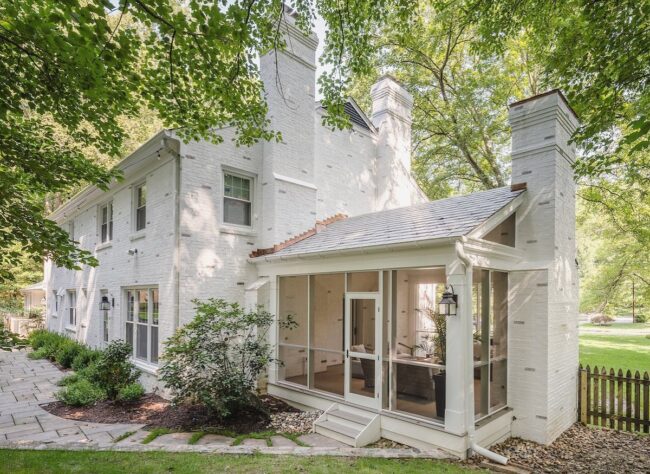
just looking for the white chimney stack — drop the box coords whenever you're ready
[370,75,415,209]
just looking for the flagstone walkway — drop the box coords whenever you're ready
[0,351,450,459]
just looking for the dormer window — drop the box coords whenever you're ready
[223,173,252,227]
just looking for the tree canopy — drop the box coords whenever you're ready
[0,0,298,279]
[1,0,648,315]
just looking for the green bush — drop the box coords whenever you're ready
[160,299,287,420]
[30,341,60,361]
[56,373,80,386]
[29,330,64,350]
[55,340,84,369]
[116,383,145,403]
[71,347,102,372]
[55,379,106,406]
[86,340,140,400]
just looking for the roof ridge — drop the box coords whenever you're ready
[249,213,348,258]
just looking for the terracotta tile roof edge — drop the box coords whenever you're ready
[249,213,348,258]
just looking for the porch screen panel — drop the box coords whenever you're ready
[490,271,508,411]
[473,269,490,419]
[391,267,446,422]
[309,273,345,396]
[473,269,509,420]
[347,271,379,292]
[278,276,309,386]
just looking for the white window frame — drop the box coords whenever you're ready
[133,182,147,232]
[100,289,110,344]
[98,201,113,244]
[222,171,253,228]
[124,287,159,365]
[66,290,77,328]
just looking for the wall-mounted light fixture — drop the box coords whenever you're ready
[438,285,458,317]
[99,296,111,311]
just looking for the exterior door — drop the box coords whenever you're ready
[344,293,382,408]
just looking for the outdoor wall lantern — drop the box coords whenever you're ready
[438,285,458,316]
[99,296,111,311]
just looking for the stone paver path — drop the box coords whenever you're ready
[0,351,143,446]
[0,350,450,459]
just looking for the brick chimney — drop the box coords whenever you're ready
[371,75,415,209]
[507,90,581,444]
[258,5,319,247]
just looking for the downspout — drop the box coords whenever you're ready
[168,136,181,332]
[456,237,509,466]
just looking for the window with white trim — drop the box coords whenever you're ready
[99,202,113,243]
[125,288,159,364]
[134,183,147,231]
[67,220,75,241]
[223,173,252,226]
[67,290,76,326]
[100,289,109,343]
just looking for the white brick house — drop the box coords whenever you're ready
[44,13,579,460]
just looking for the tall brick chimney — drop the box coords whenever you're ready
[507,90,580,444]
[259,5,319,248]
[371,75,415,209]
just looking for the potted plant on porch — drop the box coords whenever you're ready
[416,306,446,418]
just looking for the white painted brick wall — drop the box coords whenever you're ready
[508,92,580,444]
[43,19,426,392]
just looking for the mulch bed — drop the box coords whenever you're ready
[480,423,650,473]
[41,394,302,433]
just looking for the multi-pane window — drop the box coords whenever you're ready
[125,288,159,364]
[223,173,251,226]
[99,202,113,243]
[101,290,109,343]
[135,183,147,231]
[67,290,77,326]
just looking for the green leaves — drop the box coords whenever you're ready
[160,299,275,420]
[0,1,313,280]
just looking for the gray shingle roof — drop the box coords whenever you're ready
[267,186,524,258]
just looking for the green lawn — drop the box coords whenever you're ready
[0,450,477,474]
[579,323,650,373]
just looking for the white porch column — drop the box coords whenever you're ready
[444,258,473,437]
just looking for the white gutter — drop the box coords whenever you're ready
[456,236,509,466]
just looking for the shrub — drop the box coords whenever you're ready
[591,314,615,326]
[57,373,80,386]
[160,299,288,420]
[55,340,84,369]
[55,379,106,406]
[29,330,63,350]
[634,313,648,323]
[116,383,145,403]
[30,341,61,361]
[86,340,140,399]
[71,347,102,372]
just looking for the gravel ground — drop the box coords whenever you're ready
[269,409,322,434]
[486,424,650,473]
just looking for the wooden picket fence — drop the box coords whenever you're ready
[579,365,649,433]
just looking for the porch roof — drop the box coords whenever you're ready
[253,186,525,260]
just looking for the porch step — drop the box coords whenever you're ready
[313,403,380,447]
[328,408,373,428]
[317,420,361,440]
